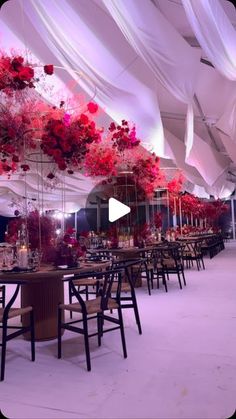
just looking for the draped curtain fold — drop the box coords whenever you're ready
[103,0,201,157]
[182,0,236,81]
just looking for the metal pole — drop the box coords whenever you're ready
[167,190,170,229]
[179,197,183,234]
[231,198,235,240]
[96,197,101,233]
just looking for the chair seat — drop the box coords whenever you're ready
[0,306,33,322]
[60,296,118,315]
[111,282,131,293]
[146,262,162,270]
[183,252,201,257]
[73,278,98,287]
[162,258,182,268]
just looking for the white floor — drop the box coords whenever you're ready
[1,242,236,419]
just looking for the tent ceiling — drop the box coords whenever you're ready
[0,0,236,216]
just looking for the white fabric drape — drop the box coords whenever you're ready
[24,0,165,156]
[216,94,236,141]
[187,133,230,186]
[182,0,236,81]
[103,0,201,157]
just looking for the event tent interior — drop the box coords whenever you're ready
[0,1,236,419]
[1,0,236,215]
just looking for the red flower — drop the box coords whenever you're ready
[47,172,55,179]
[20,164,30,172]
[12,155,19,163]
[109,122,116,132]
[58,159,67,170]
[44,65,54,75]
[18,67,34,81]
[87,102,98,114]
[11,56,24,71]
[79,114,89,125]
[4,144,15,153]
[52,121,65,138]
[52,149,62,159]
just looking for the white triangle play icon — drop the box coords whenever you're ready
[108,198,131,222]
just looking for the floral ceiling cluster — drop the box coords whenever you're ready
[0,50,170,197]
[0,50,229,223]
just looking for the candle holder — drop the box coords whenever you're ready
[17,245,29,269]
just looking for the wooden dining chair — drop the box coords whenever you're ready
[182,240,205,270]
[0,281,35,381]
[160,244,186,291]
[111,258,143,334]
[0,285,5,308]
[58,269,127,371]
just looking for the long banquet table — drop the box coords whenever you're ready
[0,261,109,341]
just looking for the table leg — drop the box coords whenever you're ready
[21,276,64,341]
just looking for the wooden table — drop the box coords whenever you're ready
[0,261,109,341]
[90,247,158,286]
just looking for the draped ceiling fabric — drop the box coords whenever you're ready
[0,0,236,216]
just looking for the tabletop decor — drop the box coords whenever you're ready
[54,227,86,267]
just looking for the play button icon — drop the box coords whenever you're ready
[108,198,131,222]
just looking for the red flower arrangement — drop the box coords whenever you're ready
[0,53,53,94]
[0,104,34,173]
[167,173,184,194]
[109,120,140,153]
[132,153,165,197]
[55,227,85,266]
[40,109,102,173]
[6,210,56,252]
[154,212,162,229]
[84,143,117,177]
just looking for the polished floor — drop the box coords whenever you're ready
[0,242,236,418]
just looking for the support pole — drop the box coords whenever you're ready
[231,198,235,240]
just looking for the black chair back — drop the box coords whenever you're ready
[68,269,124,313]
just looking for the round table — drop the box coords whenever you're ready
[0,262,109,341]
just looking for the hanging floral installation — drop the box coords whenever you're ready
[40,104,102,174]
[0,49,166,191]
[109,120,140,153]
[84,142,118,177]
[132,153,165,197]
[0,47,229,250]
